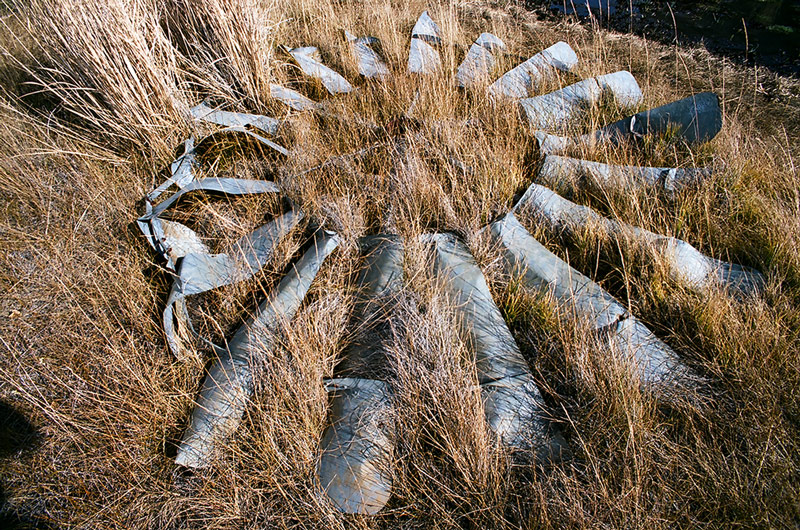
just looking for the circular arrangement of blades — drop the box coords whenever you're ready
[138,10,764,516]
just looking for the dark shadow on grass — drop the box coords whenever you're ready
[0,399,58,529]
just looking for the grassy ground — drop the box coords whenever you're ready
[0,0,799,528]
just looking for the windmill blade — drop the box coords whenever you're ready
[345,30,390,78]
[487,41,578,99]
[318,378,393,515]
[513,182,764,296]
[288,46,354,94]
[536,92,722,154]
[408,11,441,74]
[333,235,404,376]
[538,154,711,196]
[519,70,643,131]
[425,232,568,459]
[176,229,341,468]
[488,213,700,401]
[456,32,505,88]
[318,235,402,515]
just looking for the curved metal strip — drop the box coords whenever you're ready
[206,126,290,157]
[425,232,566,455]
[487,41,578,99]
[456,32,505,88]
[519,70,642,131]
[176,229,341,468]
[146,138,198,204]
[408,11,441,74]
[141,177,281,224]
[189,102,280,136]
[513,182,764,296]
[536,92,722,154]
[488,213,697,394]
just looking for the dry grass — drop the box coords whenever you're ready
[0,0,799,528]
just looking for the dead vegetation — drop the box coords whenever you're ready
[0,0,798,528]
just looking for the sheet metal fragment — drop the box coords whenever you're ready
[513,182,764,296]
[138,176,282,272]
[176,230,341,468]
[536,92,722,154]
[487,41,578,99]
[538,154,711,195]
[425,233,566,458]
[318,235,402,514]
[163,209,304,358]
[519,70,642,131]
[204,126,290,157]
[159,219,209,259]
[345,31,390,79]
[288,46,354,95]
[456,33,506,88]
[488,212,697,397]
[334,235,404,377]
[146,138,198,204]
[190,102,280,136]
[269,83,316,111]
[408,11,442,75]
[138,170,299,359]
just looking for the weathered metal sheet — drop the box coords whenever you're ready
[189,102,280,136]
[204,125,290,157]
[345,31,390,79]
[176,230,341,468]
[269,83,317,111]
[488,213,697,395]
[456,32,505,88]
[162,209,304,358]
[536,92,722,154]
[538,154,711,195]
[288,46,354,95]
[513,182,764,296]
[145,138,198,204]
[519,70,642,131]
[487,41,578,99]
[425,232,567,458]
[334,235,404,377]
[408,11,442,75]
[158,219,209,259]
[138,176,282,272]
[318,377,393,515]
[138,166,300,359]
[318,235,402,515]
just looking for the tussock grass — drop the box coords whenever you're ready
[0,0,799,528]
